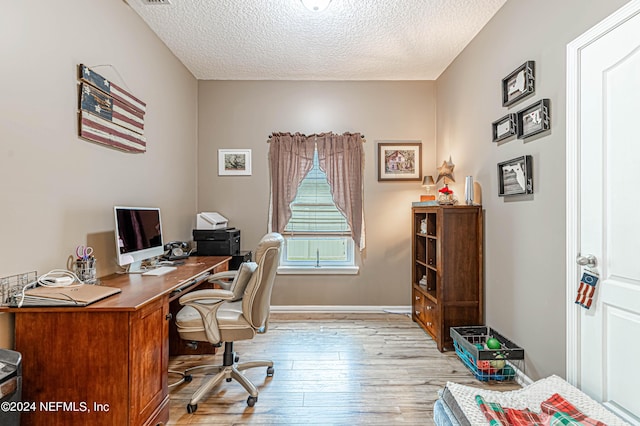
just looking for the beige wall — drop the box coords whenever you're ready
[0,2,198,347]
[197,80,436,306]
[436,0,629,379]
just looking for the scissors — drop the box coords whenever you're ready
[76,245,94,260]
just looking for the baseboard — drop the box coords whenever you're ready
[271,305,412,314]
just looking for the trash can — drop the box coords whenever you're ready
[0,349,22,426]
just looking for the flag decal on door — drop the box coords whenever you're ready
[575,271,599,309]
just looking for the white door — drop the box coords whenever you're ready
[567,2,640,424]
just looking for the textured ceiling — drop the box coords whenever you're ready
[126,0,506,80]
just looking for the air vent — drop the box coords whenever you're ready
[142,0,171,5]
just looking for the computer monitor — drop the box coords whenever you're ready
[114,206,165,273]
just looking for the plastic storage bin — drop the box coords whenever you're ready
[450,326,524,382]
[0,349,22,426]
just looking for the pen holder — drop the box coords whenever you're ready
[74,258,98,284]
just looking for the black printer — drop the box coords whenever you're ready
[193,227,240,256]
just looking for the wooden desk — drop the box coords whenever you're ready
[0,256,229,426]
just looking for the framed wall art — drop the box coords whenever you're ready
[492,113,518,142]
[218,149,252,176]
[497,155,533,196]
[502,61,535,107]
[377,141,422,181]
[517,99,550,139]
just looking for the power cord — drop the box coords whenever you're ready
[37,269,84,287]
[17,269,84,308]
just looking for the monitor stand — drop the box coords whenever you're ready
[126,261,144,274]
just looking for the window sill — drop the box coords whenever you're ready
[277,266,359,275]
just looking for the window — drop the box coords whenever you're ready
[279,148,356,273]
[268,132,364,273]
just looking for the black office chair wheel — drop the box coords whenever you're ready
[187,403,198,413]
[226,377,232,382]
[184,374,193,383]
[235,355,240,363]
[266,366,274,377]
[247,396,257,407]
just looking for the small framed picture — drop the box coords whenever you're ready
[218,149,252,176]
[498,155,533,196]
[502,61,535,107]
[492,113,518,142]
[377,141,422,181]
[517,99,550,139]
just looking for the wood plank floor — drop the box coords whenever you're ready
[167,313,520,425]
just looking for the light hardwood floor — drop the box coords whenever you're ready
[167,313,520,425]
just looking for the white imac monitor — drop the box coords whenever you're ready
[114,206,165,273]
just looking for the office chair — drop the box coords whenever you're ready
[168,261,257,388]
[175,232,283,412]
[209,260,258,301]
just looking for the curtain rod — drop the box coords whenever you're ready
[268,132,365,140]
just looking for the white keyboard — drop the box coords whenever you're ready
[142,266,177,276]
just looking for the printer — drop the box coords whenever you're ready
[193,227,240,256]
[193,212,250,266]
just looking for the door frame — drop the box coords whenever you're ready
[565,0,640,387]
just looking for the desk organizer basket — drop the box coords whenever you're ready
[451,326,524,382]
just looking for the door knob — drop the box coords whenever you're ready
[576,254,597,268]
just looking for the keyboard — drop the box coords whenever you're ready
[142,266,177,276]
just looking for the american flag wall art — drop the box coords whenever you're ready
[77,64,147,153]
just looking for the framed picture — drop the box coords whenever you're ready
[502,61,535,107]
[517,99,550,139]
[492,113,518,142]
[377,141,422,181]
[218,149,252,176]
[498,155,533,196]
